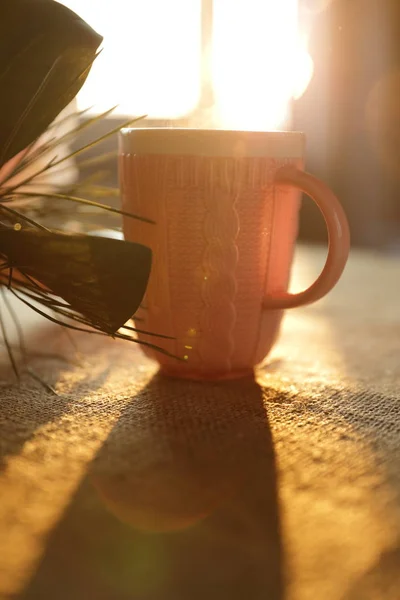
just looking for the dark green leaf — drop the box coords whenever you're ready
[0,226,152,334]
[0,0,102,168]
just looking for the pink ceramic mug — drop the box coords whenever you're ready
[119,129,350,380]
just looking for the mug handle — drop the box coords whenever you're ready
[263,164,350,310]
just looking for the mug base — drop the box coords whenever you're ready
[158,366,255,382]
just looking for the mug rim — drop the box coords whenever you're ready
[119,128,305,158]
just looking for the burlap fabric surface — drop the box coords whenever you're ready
[0,246,399,600]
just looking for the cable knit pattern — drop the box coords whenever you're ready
[120,154,303,378]
[198,160,240,372]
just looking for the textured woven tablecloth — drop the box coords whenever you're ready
[0,245,399,600]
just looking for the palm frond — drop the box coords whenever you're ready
[47,114,146,171]
[8,191,153,224]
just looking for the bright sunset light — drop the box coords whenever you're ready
[62,0,313,129]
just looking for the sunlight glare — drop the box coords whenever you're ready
[61,0,313,128]
[212,0,313,130]
[61,0,202,117]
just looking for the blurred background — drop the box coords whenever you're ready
[59,0,400,251]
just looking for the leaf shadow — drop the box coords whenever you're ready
[0,324,112,472]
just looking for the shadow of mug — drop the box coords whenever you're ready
[89,373,285,600]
